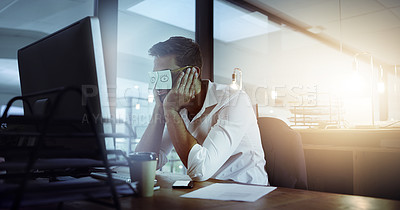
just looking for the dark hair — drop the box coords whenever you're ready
[149,36,202,69]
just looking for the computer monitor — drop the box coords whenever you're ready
[16,16,111,159]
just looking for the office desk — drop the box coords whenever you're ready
[61,171,400,210]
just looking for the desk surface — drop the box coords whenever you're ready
[59,171,400,210]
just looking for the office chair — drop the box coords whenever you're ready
[257,117,308,189]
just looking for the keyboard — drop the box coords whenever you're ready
[90,172,132,183]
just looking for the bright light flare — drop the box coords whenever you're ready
[338,72,366,96]
[377,82,385,94]
[271,90,278,100]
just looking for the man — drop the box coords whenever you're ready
[135,36,268,185]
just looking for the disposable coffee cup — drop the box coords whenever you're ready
[129,152,158,197]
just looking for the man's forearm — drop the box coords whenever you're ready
[164,109,196,167]
[135,105,165,154]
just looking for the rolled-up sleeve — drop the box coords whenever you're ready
[187,91,255,181]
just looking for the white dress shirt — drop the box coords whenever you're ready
[158,81,268,185]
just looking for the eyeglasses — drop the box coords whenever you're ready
[170,66,193,73]
[148,66,193,90]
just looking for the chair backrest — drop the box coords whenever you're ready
[257,117,308,189]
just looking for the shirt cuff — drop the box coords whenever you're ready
[187,144,207,180]
[188,144,202,164]
[157,150,168,170]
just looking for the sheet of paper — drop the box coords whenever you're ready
[180,183,277,202]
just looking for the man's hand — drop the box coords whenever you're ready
[152,88,166,123]
[163,67,198,112]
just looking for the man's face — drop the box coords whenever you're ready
[153,55,182,101]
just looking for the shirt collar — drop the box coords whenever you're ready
[202,80,218,109]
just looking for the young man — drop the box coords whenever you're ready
[135,36,268,185]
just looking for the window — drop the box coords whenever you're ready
[0,0,95,114]
[116,0,196,173]
[213,0,399,129]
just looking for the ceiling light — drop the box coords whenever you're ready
[307,26,325,34]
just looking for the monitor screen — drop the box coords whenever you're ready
[16,16,111,159]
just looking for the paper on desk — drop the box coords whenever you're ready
[180,183,277,202]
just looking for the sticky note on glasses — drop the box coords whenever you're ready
[148,72,158,89]
[148,70,172,90]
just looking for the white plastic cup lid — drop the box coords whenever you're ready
[129,152,158,161]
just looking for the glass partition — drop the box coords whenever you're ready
[0,0,95,114]
[116,0,195,173]
[213,0,399,129]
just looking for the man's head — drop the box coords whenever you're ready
[149,36,202,69]
[149,37,203,100]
